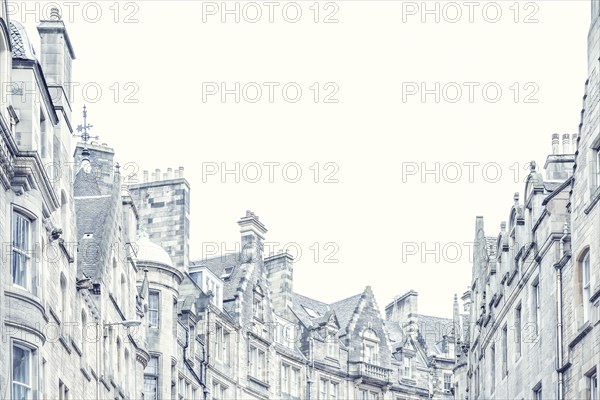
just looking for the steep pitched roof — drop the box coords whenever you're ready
[416,314,454,356]
[330,293,363,333]
[191,253,242,300]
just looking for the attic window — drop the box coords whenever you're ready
[83,233,93,239]
[302,306,321,318]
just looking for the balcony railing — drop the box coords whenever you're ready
[350,361,391,383]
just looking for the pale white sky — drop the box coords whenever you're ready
[18,0,591,318]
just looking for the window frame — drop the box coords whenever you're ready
[148,291,160,329]
[590,372,598,400]
[12,343,34,400]
[582,251,592,323]
[248,344,267,382]
[143,355,160,400]
[12,211,34,292]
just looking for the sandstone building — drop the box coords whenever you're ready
[0,5,456,400]
[454,1,600,399]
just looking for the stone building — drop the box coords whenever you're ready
[0,4,457,400]
[454,1,600,399]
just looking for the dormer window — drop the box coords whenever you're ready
[362,329,379,364]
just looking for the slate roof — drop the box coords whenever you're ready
[74,168,102,196]
[330,293,363,334]
[191,253,243,300]
[74,168,114,280]
[291,292,330,328]
[416,314,454,355]
[9,21,37,60]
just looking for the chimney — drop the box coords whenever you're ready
[562,134,571,154]
[143,170,149,183]
[238,211,268,263]
[385,290,419,337]
[572,134,578,152]
[544,133,576,181]
[265,251,294,320]
[167,168,173,180]
[155,169,160,181]
[37,7,76,107]
[552,133,560,154]
[179,166,184,179]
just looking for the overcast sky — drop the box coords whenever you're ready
[17,0,591,318]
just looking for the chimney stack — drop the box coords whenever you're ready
[238,211,267,263]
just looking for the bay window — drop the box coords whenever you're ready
[12,344,34,400]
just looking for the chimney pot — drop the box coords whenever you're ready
[143,170,149,183]
[49,7,61,20]
[167,168,173,180]
[562,134,571,154]
[552,133,560,154]
[179,166,184,178]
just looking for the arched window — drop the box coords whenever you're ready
[362,329,379,364]
[580,250,592,323]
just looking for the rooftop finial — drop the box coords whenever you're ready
[74,105,99,145]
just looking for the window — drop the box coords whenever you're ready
[144,355,159,400]
[515,304,522,357]
[149,291,160,328]
[582,252,592,322]
[490,344,496,389]
[444,373,452,391]
[362,329,379,364]
[215,324,229,364]
[116,338,122,375]
[12,212,32,291]
[326,328,338,358]
[58,381,69,400]
[249,345,266,381]
[212,381,226,400]
[533,386,542,400]
[60,274,67,323]
[319,378,339,400]
[590,373,598,400]
[121,274,127,316]
[12,344,33,400]
[253,294,264,320]
[592,146,600,188]
[359,389,378,400]
[403,356,412,378]
[502,325,508,377]
[281,364,301,397]
[532,281,540,334]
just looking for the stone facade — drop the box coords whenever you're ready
[0,5,457,400]
[454,2,600,399]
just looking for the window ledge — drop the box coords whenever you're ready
[247,375,269,389]
[584,186,600,215]
[568,322,593,349]
[81,366,92,382]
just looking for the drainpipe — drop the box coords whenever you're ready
[556,222,569,400]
